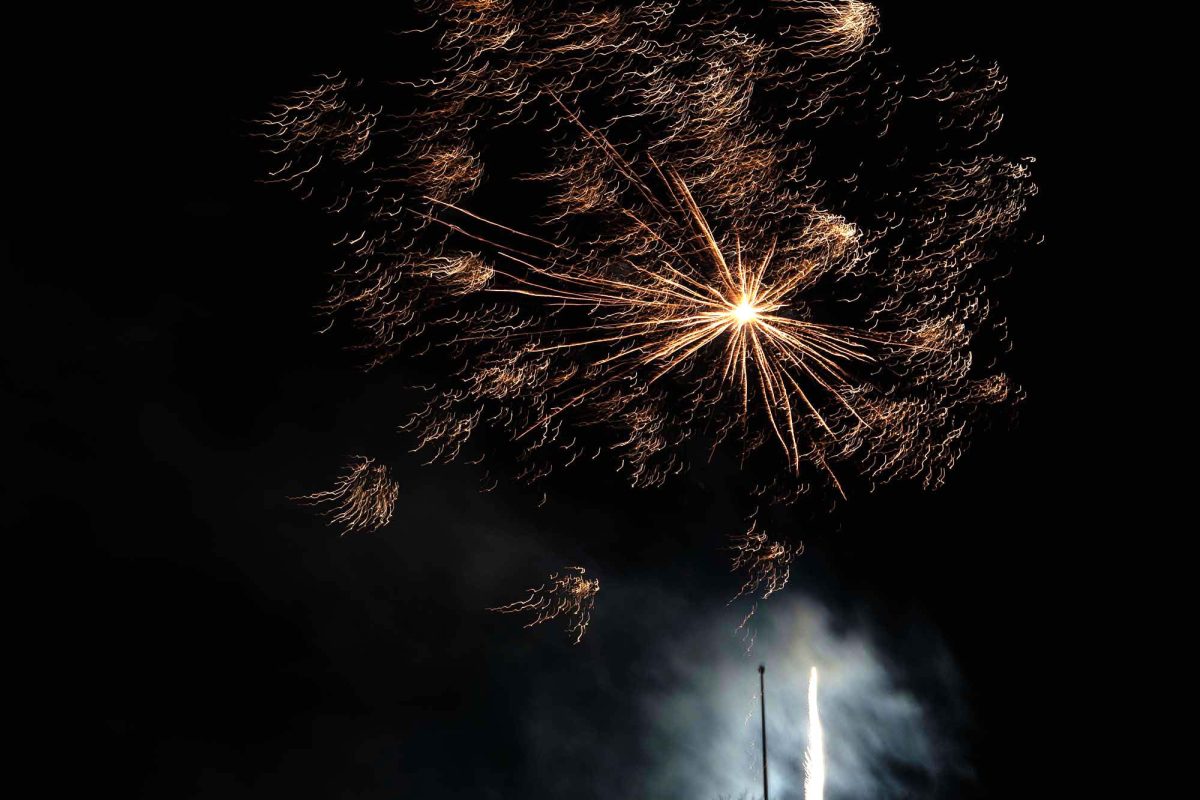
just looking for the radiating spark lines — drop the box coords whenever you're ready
[442,159,888,474]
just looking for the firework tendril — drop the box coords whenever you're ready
[489,566,600,644]
[293,456,399,534]
[731,521,802,602]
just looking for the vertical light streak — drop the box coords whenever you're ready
[805,666,826,800]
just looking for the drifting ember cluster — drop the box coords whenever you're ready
[732,520,802,602]
[488,566,600,645]
[267,1,1034,639]
[292,456,399,535]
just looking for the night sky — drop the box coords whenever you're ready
[7,4,1098,798]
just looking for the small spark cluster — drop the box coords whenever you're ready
[293,456,399,535]
[489,566,599,644]
[731,521,802,602]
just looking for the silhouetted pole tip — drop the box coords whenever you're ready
[758,662,768,800]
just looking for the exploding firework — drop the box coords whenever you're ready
[260,0,1032,509]
[449,156,897,484]
[263,1,1033,620]
[805,665,826,800]
[489,566,599,644]
[293,455,399,534]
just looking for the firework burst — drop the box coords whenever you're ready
[447,157,892,481]
[260,0,1032,505]
[262,1,1035,611]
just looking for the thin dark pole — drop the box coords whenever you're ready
[759,664,768,800]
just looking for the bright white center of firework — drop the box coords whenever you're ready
[732,298,760,325]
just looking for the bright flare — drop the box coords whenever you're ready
[473,162,884,480]
[732,298,760,326]
[805,666,826,800]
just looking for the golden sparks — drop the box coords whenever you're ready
[731,520,802,602]
[293,456,399,534]
[261,0,1034,510]
[489,566,600,644]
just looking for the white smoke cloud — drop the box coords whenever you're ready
[526,585,970,799]
[643,595,967,799]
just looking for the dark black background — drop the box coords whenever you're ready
[7,3,1110,797]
